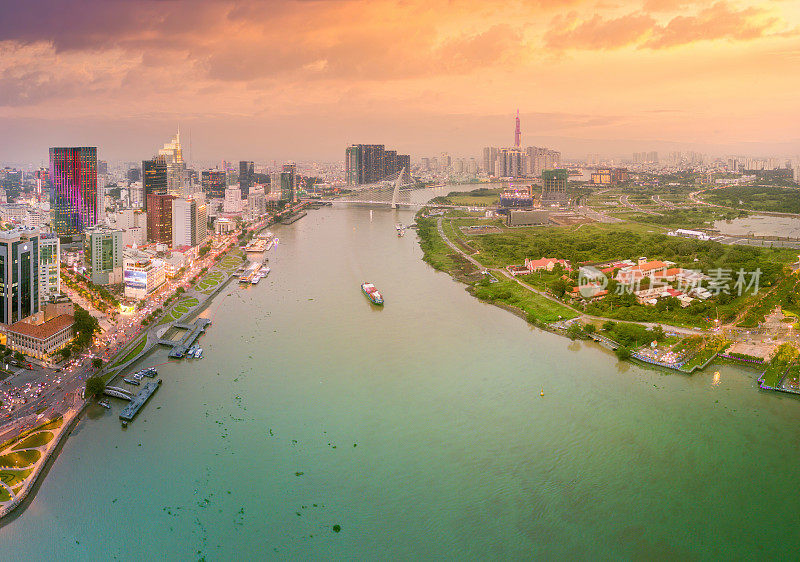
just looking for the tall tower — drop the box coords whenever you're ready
[514,109,521,148]
[49,147,98,236]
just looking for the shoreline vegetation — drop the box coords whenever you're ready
[415,199,800,395]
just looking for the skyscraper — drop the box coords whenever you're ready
[146,193,175,244]
[0,228,40,324]
[172,197,197,247]
[158,129,186,195]
[49,147,98,235]
[514,109,521,148]
[201,170,226,198]
[142,156,167,211]
[282,163,297,202]
[239,161,254,198]
[483,147,498,175]
[346,144,409,185]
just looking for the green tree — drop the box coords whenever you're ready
[92,357,103,369]
[73,305,100,350]
[13,351,24,363]
[85,376,105,398]
[566,323,584,340]
[615,346,631,360]
[551,278,568,298]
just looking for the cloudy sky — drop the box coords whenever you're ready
[1,0,799,164]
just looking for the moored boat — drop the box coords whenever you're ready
[361,282,384,305]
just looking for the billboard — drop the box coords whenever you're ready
[124,269,147,290]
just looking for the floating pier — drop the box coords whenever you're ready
[119,379,162,422]
[279,211,307,225]
[158,318,212,358]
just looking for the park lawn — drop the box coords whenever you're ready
[472,279,579,324]
[0,468,32,488]
[36,417,63,432]
[761,363,790,388]
[12,432,53,451]
[0,449,41,468]
[112,336,147,368]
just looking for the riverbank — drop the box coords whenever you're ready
[416,211,800,388]
[0,215,283,522]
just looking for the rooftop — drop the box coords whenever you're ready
[8,314,74,340]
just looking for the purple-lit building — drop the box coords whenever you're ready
[49,147,98,236]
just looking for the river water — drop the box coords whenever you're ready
[2,186,800,559]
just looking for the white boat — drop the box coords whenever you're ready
[194,348,203,359]
[260,266,270,276]
[251,276,260,284]
[98,400,110,409]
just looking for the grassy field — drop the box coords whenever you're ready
[704,185,800,214]
[0,449,41,468]
[111,336,147,368]
[472,280,579,324]
[416,218,459,273]
[430,188,501,207]
[12,431,53,450]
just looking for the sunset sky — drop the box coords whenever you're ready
[1,0,799,163]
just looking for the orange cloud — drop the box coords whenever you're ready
[644,1,785,48]
[544,12,655,50]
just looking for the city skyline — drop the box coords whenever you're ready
[1,0,799,163]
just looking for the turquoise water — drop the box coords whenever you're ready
[1,196,800,559]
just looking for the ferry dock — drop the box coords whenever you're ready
[158,318,212,358]
[279,211,307,224]
[119,379,162,422]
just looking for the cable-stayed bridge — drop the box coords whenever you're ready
[332,168,417,208]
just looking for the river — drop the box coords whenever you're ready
[2,185,800,559]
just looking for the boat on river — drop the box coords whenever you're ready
[361,282,384,305]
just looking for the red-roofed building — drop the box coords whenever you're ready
[524,258,571,273]
[616,260,668,283]
[7,315,74,360]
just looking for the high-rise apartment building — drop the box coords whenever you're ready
[483,147,499,175]
[39,234,60,303]
[146,193,175,244]
[495,148,526,178]
[142,156,168,211]
[49,147,98,235]
[223,185,243,213]
[172,197,197,248]
[84,226,123,285]
[282,163,297,202]
[239,161,254,198]
[346,144,410,185]
[0,228,40,324]
[201,170,226,198]
[193,193,208,244]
